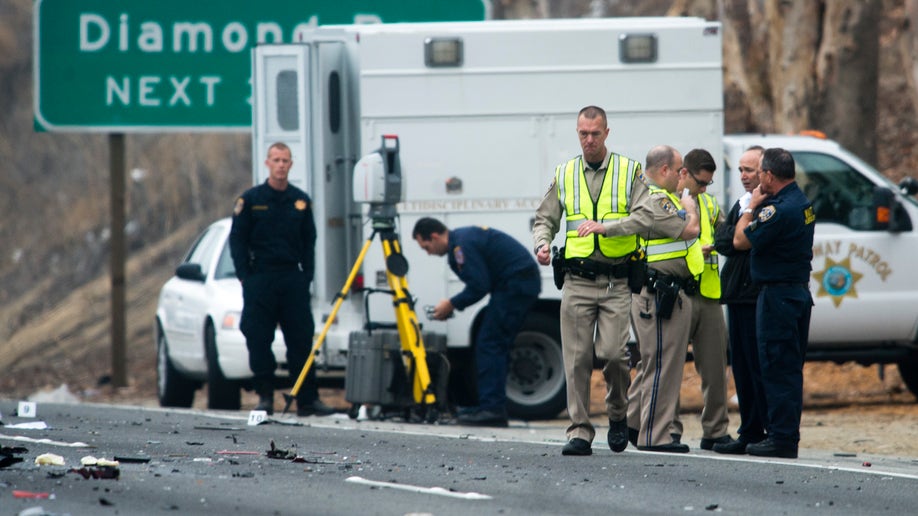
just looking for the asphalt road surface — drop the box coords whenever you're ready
[1,401,916,515]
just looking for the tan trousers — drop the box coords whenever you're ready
[627,286,692,447]
[560,273,632,442]
[672,296,730,439]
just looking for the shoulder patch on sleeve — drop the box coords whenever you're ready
[758,205,776,222]
[658,197,677,214]
[453,246,464,267]
[295,199,307,211]
[233,197,244,216]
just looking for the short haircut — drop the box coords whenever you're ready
[683,148,716,174]
[578,105,608,127]
[746,145,765,153]
[645,145,677,172]
[762,147,795,180]
[268,142,291,155]
[412,217,448,240]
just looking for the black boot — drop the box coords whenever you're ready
[254,377,274,415]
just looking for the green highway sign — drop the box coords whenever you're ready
[34,0,488,132]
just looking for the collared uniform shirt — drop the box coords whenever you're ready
[744,182,815,284]
[448,226,541,310]
[229,181,317,282]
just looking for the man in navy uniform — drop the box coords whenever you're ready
[230,142,335,417]
[732,147,815,458]
[413,217,541,427]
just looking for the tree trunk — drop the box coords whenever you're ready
[766,0,821,133]
[814,1,880,164]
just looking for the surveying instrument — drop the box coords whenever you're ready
[283,135,445,420]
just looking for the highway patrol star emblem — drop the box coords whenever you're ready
[812,256,863,307]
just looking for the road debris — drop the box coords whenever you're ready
[35,453,66,466]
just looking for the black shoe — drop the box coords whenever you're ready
[712,435,763,455]
[561,438,592,456]
[700,434,735,451]
[297,399,337,417]
[746,438,797,459]
[628,427,639,447]
[457,409,509,427]
[254,395,274,416]
[637,441,690,453]
[607,419,628,452]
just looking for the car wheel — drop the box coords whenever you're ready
[506,313,567,420]
[897,351,918,399]
[205,320,242,410]
[156,323,197,408]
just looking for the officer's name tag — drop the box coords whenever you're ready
[18,401,37,418]
[247,410,268,426]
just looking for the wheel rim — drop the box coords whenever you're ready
[506,330,565,406]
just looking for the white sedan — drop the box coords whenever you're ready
[154,217,290,410]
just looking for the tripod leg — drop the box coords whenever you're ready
[380,232,436,406]
[282,234,375,414]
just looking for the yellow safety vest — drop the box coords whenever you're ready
[557,154,641,259]
[641,186,704,276]
[698,192,721,299]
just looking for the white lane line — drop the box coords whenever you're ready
[345,476,492,500]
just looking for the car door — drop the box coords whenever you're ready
[794,151,918,345]
[160,223,227,364]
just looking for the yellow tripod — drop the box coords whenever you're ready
[282,219,436,414]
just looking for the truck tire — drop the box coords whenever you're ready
[205,321,242,410]
[897,352,918,399]
[156,323,197,408]
[506,313,567,420]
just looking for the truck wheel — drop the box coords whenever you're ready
[205,321,242,410]
[156,323,197,408]
[506,313,566,420]
[897,352,918,399]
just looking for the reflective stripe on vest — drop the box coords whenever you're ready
[641,186,704,276]
[698,192,721,299]
[557,153,640,259]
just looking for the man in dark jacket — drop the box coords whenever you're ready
[230,142,334,417]
[712,145,766,454]
[413,217,541,427]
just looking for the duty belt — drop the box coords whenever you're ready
[564,257,630,280]
[646,269,699,296]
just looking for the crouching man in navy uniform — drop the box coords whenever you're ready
[230,142,335,418]
[732,147,815,458]
[413,217,541,427]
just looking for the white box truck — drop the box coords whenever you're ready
[250,17,918,419]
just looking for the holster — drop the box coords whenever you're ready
[627,250,647,294]
[654,278,680,320]
[551,246,565,290]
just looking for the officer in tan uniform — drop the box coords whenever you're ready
[620,145,702,452]
[672,148,735,450]
[532,105,653,456]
